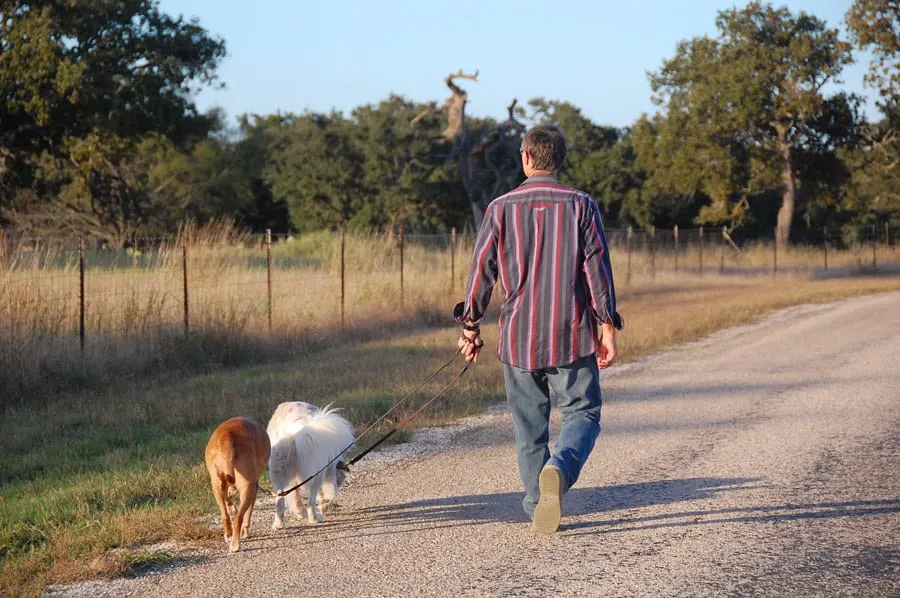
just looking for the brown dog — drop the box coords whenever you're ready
[204,417,271,552]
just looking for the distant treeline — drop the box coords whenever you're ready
[0,1,897,247]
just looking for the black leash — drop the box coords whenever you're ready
[271,348,470,499]
[348,357,472,465]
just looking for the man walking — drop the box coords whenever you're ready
[454,124,622,534]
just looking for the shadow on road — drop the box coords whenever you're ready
[333,476,759,531]
[564,497,900,536]
[311,477,900,542]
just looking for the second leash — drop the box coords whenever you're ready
[273,349,472,498]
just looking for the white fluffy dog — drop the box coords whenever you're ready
[266,401,354,529]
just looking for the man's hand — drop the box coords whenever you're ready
[457,326,484,364]
[597,321,617,369]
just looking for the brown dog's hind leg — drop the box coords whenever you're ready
[239,480,259,539]
[211,474,233,543]
[230,475,257,552]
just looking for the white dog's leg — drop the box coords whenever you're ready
[318,463,338,513]
[288,485,305,516]
[272,495,287,530]
[305,474,325,523]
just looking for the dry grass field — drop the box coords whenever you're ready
[1,226,899,596]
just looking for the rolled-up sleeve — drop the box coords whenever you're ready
[579,196,622,330]
[456,203,499,324]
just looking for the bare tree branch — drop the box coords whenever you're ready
[441,69,478,142]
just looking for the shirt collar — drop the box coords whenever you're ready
[519,173,562,187]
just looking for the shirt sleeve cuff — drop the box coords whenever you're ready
[610,311,624,330]
[453,301,484,325]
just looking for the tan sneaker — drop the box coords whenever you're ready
[532,465,563,534]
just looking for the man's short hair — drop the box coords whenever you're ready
[522,125,567,172]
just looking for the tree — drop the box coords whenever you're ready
[844,0,900,219]
[0,0,226,240]
[264,112,367,232]
[230,114,291,233]
[413,71,525,229]
[262,97,471,233]
[526,99,618,186]
[351,95,468,231]
[588,128,658,227]
[647,2,856,244]
[847,0,900,113]
[525,99,660,227]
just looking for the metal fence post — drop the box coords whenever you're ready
[720,226,726,274]
[699,225,704,276]
[340,226,346,329]
[650,226,656,281]
[773,227,778,277]
[182,238,189,334]
[399,228,405,310]
[266,229,272,331]
[626,226,633,284]
[823,226,828,271]
[79,237,86,352]
[872,224,877,275]
[450,227,456,294]
[673,225,679,273]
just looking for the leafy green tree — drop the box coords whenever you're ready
[264,112,368,232]
[587,128,656,227]
[0,0,225,240]
[527,99,659,227]
[230,114,291,233]
[844,0,899,219]
[526,99,618,187]
[646,1,856,244]
[847,0,900,112]
[350,95,467,231]
[264,97,471,233]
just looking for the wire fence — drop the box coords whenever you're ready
[2,224,898,339]
[0,224,897,399]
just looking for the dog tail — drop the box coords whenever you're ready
[217,435,236,486]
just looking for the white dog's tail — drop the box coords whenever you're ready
[293,405,355,478]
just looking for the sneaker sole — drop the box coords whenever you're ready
[532,466,562,535]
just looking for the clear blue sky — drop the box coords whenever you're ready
[158,0,880,127]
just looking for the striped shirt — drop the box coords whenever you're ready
[458,174,622,371]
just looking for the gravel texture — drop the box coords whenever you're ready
[46,291,900,597]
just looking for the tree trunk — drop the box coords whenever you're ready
[413,74,524,231]
[774,126,795,248]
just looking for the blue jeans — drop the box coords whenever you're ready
[503,355,602,518]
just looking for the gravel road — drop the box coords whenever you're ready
[46,291,900,597]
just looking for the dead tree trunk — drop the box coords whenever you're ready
[413,71,525,230]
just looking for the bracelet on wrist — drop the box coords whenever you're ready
[462,322,480,332]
